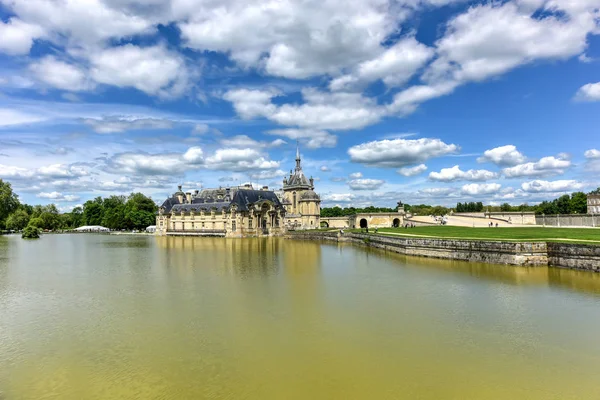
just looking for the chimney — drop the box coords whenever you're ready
[194,189,199,196]
[309,177,314,188]
[262,185,269,191]
[186,192,192,203]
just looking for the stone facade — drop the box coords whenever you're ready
[156,145,322,237]
[281,145,321,230]
[320,211,406,229]
[588,194,600,214]
[156,184,286,237]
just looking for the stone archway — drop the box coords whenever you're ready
[360,218,368,228]
[320,221,329,228]
[393,218,400,228]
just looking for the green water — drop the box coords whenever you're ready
[1,234,600,399]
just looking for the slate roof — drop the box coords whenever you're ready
[160,196,181,213]
[160,188,284,214]
[287,170,310,187]
[230,189,283,212]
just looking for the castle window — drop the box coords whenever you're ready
[232,221,236,232]
[293,192,297,210]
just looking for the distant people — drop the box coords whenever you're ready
[495,223,498,228]
[374,228,378,234]
[366,227,369,233]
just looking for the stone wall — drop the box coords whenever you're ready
[349,233,548,266]
[485,212,536,225]
[320,217,351,228]
[536,214,599,227]
[547,243,600,272]
[288,231,600,271]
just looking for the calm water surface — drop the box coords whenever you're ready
[1,234,600,399]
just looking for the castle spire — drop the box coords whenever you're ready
[295,141,302,171]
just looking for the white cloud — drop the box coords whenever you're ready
[192,123,209,135]
[0,164,34,179]
[330,37,434,91]
[37,163,89,179]
[225,87,384,131]
[107,150,200,176]
[477,145,527,166]
[503,156,571,178]
[266,128,337,149]
[320,166,330,172]
[348,138,459,168]
[82,116,174,133]
[429,165,498,182]
[89,44,191,98]
[584,149,600,159]
[418,187,456,197]
[521,180,584,193]
[220,135,284,149]
[3,0,156,47]
[248,169,286,180]
[37,192,80,202]
[322,193,356,202]
[0,109,46,127]
[205,148,280,172]
[348,178,385,190]
[574,82,600,102]
[349,172,363,179]
[397,164,427,177]
[179,0,405,79]
[29,56,92,92]
[425,2,594,85]
[461,183,502,196]
[0,18,44,55]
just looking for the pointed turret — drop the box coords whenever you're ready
[295,140,301,172]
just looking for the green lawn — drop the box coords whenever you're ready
[354,226,600,244]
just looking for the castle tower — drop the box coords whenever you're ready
[282,143,320,229]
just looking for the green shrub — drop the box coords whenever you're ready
[21,226,40,239]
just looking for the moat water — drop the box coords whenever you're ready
[1,234,600,399]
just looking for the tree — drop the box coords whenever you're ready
[83,197,104,226]
[123,193,158,230]
[500,203,511,212]
[556,194,571,214]
[569,192,587,214]
[5,209,30,231]
[0,179,20,229]
[21,226,40,239]
[28,217,44,229]
[589,187,600,195]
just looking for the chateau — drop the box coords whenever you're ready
[156,146,321,237]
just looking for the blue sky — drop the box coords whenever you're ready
[0,0,599,210]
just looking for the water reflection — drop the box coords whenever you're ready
[2,235,600,400]
[333,241,600,296]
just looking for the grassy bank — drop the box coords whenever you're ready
[354,226,600,244]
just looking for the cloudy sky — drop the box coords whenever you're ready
[0,0,599,210]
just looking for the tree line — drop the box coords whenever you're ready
[0,179,157,232]
[321,188,600,218]
[455,202,484,213]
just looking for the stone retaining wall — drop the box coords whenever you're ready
[288,231,600,271]
[349,233,547,266]
[547,243,600,272]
